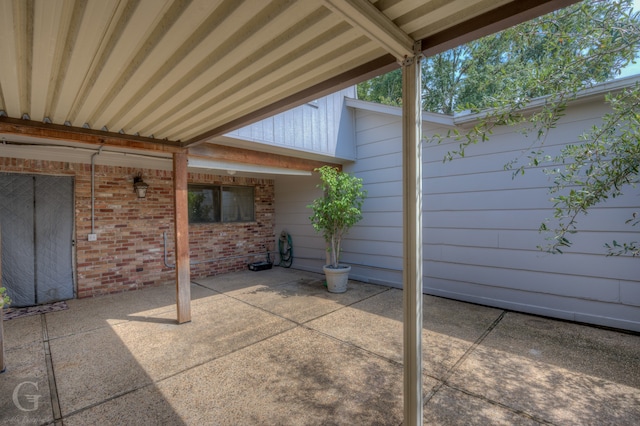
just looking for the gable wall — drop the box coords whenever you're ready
[224,87,357,160]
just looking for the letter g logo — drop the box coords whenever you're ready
[12,381,42,412]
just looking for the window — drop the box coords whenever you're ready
[188,185,254,223]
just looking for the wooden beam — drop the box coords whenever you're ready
[0,117,182,154]
[188,144,340,172]
[323,0,415,59]
[173,152,191,324]
[402,54,423,425]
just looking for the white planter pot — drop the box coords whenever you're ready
[323,265,351,293]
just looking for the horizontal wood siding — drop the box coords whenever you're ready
[338,98,637,331]
[271,92,639,331]
[226,88,356,159]
[274,174,326,272]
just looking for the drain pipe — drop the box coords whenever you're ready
[163,232,175,268]
[90,146,103,234]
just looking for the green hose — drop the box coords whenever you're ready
[276,231,293,268]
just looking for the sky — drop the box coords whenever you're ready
[618,0,640,77]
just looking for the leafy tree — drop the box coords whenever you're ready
[358,0,640,255]
[541,83,640,256]
[357,70,403,106]
[308,166,367,268]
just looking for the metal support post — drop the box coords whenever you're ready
[402,52,423,426]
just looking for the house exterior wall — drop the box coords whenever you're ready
[276,95,640,332]
[0,155,274,299]
[418,100,640,332]
[223,87,357,160]
[187,172,275,277]
[274,174,324,270]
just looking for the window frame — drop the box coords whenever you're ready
[187,184,255,224]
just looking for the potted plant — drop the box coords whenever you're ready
[308,165,367,293]
[0,287,10,373]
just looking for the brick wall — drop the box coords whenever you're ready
[0,157,275,299]
[183,172,275,278]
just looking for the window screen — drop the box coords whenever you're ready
[188,185,254,223]
[222,186,254,222]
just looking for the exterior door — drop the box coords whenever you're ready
[0,173,74,307]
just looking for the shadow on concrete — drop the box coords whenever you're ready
[1,305,187,425]
[1,267,638,425]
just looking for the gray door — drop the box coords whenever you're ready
[0,173,74,307]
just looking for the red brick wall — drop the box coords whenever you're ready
[185,173,275,278]
[76,165,175,298]
[0,157,275,298]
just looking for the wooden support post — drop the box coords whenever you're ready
[173,152,191,324]
[402,52,423,425]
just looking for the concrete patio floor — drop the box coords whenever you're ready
[1,267,639,425]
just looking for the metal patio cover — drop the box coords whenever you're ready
[0,0,577,149]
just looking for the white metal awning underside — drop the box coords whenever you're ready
[0,0,577,152]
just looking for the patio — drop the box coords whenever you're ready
[1,267,639,425]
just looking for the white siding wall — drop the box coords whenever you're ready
[274,173,325,271]
[276,95,640,332]
[225,87,357,160]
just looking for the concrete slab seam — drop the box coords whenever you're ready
[42,315,63,422]
[297,286,394,326]
[60,381,155,420]
[45,302,179,342]
[423,310,507,411]
[191,280,303,327]
[421,310,556,424]
[299,323,404,368]
[438,383,555,425]
[188,284,403,372]
[59,323,302,420]
[424,310,507,400]
[191,279,387,328]
[155,324,300,384]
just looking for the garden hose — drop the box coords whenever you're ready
[276,231,293,268]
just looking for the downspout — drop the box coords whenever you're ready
[90,146,103,234]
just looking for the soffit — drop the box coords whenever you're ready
[0,0,578,151]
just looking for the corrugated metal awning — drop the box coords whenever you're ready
[0,0,578,150]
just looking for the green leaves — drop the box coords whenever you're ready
[360,1,640,118]
[308,166,367,268]
[605,239,639,256]
[0,287,10,309]
[360,1,640,256]
[541,83,640,255]
[428,1,640,256]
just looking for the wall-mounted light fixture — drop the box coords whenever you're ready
[133,172,149,198]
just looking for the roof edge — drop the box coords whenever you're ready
[345,74,640,126]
